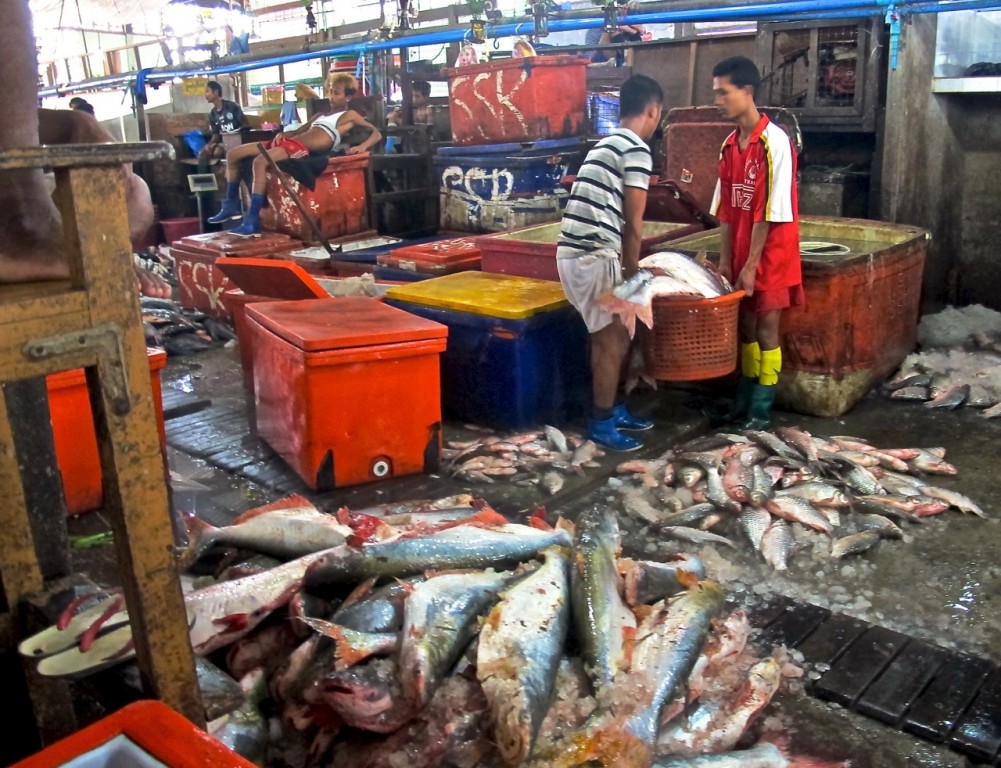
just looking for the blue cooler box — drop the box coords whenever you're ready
[434,139,584,233]
[384,272,590,429]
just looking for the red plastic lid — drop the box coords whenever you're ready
[378,253,481,274]
[216,257,328,299]
[246,297,447,352]
[171,231,300,258]
[380,238,480,265]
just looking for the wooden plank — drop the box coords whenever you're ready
[812,626,909,708]
[795,613,870,668]
[950,666,1001,762]
[59,162,202,726]
[748,595,793,629]
[754,601,830,650]
[856,639,950,726]
[904,652,994,743]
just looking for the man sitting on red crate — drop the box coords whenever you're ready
[709,56,803,430]
[208,73,382,237]
[556,75,663,452]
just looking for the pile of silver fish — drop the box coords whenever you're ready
[597,251,734,337]
[18,496,826,768]
[883,342,1001,417]
[613,428,986,571]
[442,425,604,493]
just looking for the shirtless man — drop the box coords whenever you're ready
[0,1,168,297]
[207,72,382,236]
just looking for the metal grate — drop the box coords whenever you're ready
[751,597,1001,765]
[768,24,860,109]
[816,25,859,107]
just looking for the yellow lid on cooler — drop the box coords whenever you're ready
[385,271,569,320]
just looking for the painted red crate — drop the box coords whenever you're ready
[261,154,370,242]
[171,231,301,320]
[444,55,587,146]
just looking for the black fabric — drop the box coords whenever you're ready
[209,99,246,135]
[237,149,345,192]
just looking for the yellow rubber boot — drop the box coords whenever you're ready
[759,347,782,386]
[741,341,761,379]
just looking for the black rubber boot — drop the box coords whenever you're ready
[706,375,757,428]
[742,382,778,431]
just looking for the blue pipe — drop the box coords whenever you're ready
[42,0,1001,94]
[142,0,896,84]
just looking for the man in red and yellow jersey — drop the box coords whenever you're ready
[710,55,804,429]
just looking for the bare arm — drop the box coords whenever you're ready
[340,111,383,154]
[738,222,770,297]
[718,222,733,282]
[621,186,647,279]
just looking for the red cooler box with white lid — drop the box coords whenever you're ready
[170,230,302,320]
[245,297,448,490]
[444,55,587,146]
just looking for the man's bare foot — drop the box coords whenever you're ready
[0,170,70,284]
[135,264,172,299]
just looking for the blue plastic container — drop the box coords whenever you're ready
[434,138,584,201]
[384,299,590,429]
[374,265,434,283]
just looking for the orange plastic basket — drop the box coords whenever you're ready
[645,290,745,381]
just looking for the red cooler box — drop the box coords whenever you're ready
[170,231,301,320]
[261,153,370,242]
[444,55,587,146]
[217,257,399,391]
[47,348,167,516]
[246,298,448,490]
[377,238,481,275]
[476,221,693,282]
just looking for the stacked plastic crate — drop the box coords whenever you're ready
[437,54,590,233]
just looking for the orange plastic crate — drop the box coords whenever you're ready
[246,297,448,490]
[13,700,256,767]
[645,291,744,381]
[46,348,167,516]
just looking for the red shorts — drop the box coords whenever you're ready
[267,134,310,159]
[742,283,806,315]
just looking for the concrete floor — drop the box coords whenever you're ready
[66,345,1001,766]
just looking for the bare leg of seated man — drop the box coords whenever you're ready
[0,0,68,283]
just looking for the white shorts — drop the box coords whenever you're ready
[557,246,622,333]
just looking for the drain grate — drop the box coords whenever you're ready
[751,598,1001,765]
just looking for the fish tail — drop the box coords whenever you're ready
[176,516,218,571]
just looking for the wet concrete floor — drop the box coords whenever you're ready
[67,345,1001,766]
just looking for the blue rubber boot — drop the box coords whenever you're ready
[207,191,243,225]
[587,416,643,452]
[612,403,654,432]
[230,193,264,236]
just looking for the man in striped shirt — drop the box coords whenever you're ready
[557,74,663,452]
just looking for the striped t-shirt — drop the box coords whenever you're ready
[558,127,652,256]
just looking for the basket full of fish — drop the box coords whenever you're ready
[598,252,743,381]
[16,495,831,768]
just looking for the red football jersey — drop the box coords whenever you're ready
[710,115,802,291]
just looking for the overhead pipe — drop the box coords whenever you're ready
[38,0,1001,97]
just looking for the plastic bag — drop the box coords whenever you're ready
[183,129,207,155]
